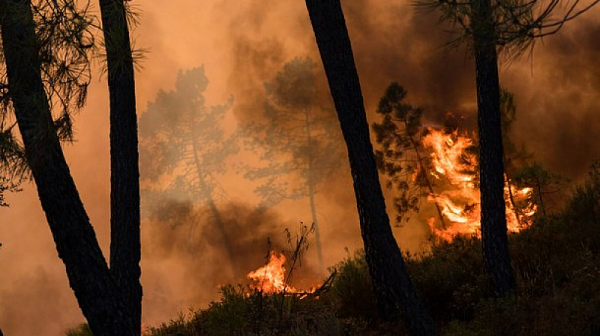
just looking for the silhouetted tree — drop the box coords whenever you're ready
[0,0,137,334]
[139,67,238,277]
[372,83,447,228]
[99,0,142,330]
[243,57,345,273]
[424,0,599,298]
[304,1,436,334]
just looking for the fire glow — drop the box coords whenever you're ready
[247,252,298,293]
[423,128,537,242]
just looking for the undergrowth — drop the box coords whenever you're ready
[66,166,600,335]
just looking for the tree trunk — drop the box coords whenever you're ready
[472,0,516,297]
[98,0,143,330]
[303,1,435,334]
[305,108,324,274]
[0,1,136,334]
[190,134,237,279]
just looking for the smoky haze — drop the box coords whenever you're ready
[0,0,599,335]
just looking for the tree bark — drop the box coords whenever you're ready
[304,1,435,334]
[0,1,136,334]
[472,0,516,297]
[98,0,143,330]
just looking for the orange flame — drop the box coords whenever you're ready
[423,128,537,241]
[247,252,297,293]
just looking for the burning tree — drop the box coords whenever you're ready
[372,85,543,241]
[139,67,238,276]
[422,127,537,241]
[419,0,599,297]
[243,57,345,274]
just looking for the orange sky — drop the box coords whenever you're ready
[1,0,599,334]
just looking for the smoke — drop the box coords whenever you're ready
[141,200,310,324]
[504,13,600,178]
[1,0,599,334]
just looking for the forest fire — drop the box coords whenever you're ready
[247,252,298,293]
[423,128,537,241]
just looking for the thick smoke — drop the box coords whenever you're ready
[1,0,599,334]
[141,200,324,324]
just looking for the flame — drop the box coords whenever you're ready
[247,252,298,293]
[423,128,537,242]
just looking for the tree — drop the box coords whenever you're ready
[372,82,447,228]
[303,1,436,334]
[471,0,518,296]
[243,57,344,273]
[98,0,142,330]
[139,67,238,277]
[0,0,138,334]
[422,0,598,297]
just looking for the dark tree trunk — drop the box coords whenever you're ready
[0,1,136,334]
[98,0,142,330]
[472,0,516,297]
[303,1,435,334]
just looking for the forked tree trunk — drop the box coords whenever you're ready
[0,1,136,334]
[98,0,143,330]
[303,1,435,334]
[472,0,516,297]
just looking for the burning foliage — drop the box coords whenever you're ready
[247,252,294,293]
[247,224,319,295]
[424,128,537,241]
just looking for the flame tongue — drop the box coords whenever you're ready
[247,252,297,293]
[423,128,537,242]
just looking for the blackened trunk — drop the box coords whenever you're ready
[304,1,436,334]
[98,0,142,330]
[472,0,516,297]
[0,1,136,334]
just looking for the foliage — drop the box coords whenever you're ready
[242,56,344,207]
[328,250,378,321]
[0,0,96,181]
[0,176,20,207]
[419,0,600,56]
[139,66,236,215]
[144,286,340,336]
[372,83,435,225]
[140,161,600,335]
[65,323,94,336]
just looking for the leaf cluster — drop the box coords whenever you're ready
[0,0,96,181]
[372,82,429,225]
[243,57,345,207]
[0,175,21,207]
[139,67,237,208]
[419,0,599,56]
